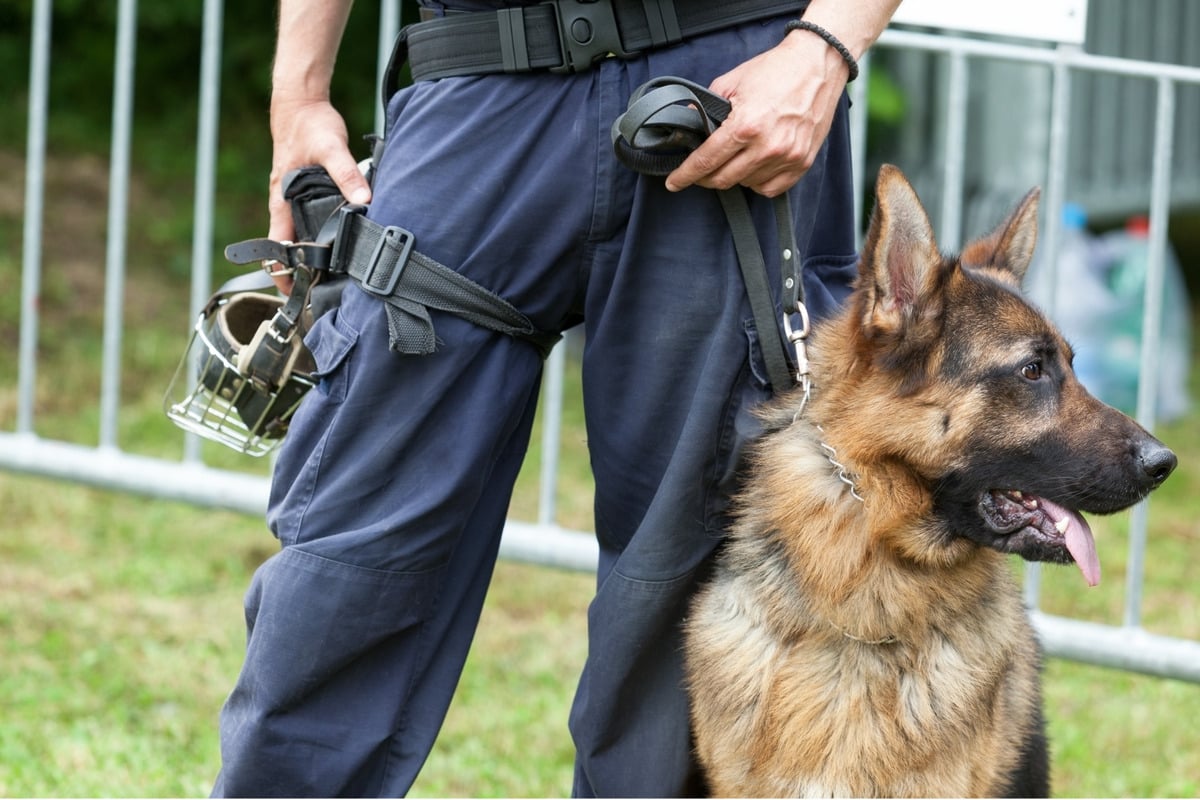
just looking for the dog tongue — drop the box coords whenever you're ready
[1039,497,1100,586]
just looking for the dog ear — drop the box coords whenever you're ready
[959,187,1041,281]
[860,164,942,334]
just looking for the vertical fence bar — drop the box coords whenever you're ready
[1124,75,1175,630]
[1024,49,1075,610]
[99,0,138,450]
[376,0,401,136]
[939,49,968,250]
[17,0,53,436]
[537,340,566,526]
[184,0,225,464]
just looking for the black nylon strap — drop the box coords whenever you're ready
[334,211,562,358]
[611,77,802,391]
[222,202,562,359]
[386,0,807,92]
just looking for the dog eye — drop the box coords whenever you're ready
[1021,361,1043,381]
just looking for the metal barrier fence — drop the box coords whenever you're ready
[4,1,1199,682]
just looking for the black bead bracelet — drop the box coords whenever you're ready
[784,19,860,83]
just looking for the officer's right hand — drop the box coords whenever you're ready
[266,96,372,295]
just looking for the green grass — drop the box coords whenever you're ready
[2,152,1199,796]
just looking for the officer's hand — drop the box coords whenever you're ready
[664,28,851,198]
[266,97,372,294]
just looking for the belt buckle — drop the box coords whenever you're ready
[545,0,633,74]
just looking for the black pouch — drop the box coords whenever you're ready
[283,165,349,242]
[282,165,354,321]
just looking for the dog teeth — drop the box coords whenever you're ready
[1055,517,1070,534]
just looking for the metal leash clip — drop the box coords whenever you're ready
[783,302,812,392]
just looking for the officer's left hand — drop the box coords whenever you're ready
[664,26,851,198]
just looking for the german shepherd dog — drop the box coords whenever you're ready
[684,165,1177,797]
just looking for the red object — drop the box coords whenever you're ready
[1125,215,1150,237]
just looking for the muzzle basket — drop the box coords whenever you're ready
[164,294,316,457]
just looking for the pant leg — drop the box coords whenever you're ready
[568,22,861,797]
[214,71,608,797]
[212,287,546,797]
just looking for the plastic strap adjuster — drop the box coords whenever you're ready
[329,203,368,272]
[359,225,416,297]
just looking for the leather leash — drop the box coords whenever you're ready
[611,77,810,393]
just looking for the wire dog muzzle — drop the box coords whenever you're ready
[164,166,345,456]
[164,268,319,457]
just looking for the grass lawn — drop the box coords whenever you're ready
[1,466,1198,797]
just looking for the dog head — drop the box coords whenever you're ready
[829,165,1176,585]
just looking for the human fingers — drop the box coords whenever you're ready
[664,125,746,192]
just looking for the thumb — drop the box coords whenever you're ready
[326,151,373,206]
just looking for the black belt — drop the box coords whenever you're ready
[385,0,808,94]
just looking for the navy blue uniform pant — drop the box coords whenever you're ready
[213,15,858,798]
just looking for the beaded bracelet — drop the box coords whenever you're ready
[784,19,859,83]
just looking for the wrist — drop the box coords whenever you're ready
[784,19,859,82]
[796,0,903,63]
[271,59,334,107]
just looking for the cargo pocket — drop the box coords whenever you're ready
[304,307,359,404]
[701,320,774,538]
[269,310,361,546]
[742,316,775,392]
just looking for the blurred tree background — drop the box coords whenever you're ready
[0,0,392,253]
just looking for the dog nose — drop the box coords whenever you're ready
[1138,441,1177,487]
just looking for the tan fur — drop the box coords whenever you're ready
[684,165,1171,797]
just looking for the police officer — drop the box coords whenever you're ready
[213,0,902,795]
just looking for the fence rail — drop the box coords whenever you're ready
[4,3,1199,683]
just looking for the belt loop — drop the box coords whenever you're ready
[497,8,532,73]
[642,0,682,46]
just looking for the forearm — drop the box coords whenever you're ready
[264,0,370,284]
[272,0,356,106]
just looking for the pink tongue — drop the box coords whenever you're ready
[1039,497,1100,586]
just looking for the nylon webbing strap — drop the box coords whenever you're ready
[611,77,803,391]
[332,211,561,358]
[386,0,807,91]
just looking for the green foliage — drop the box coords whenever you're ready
[0,0,386,208]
